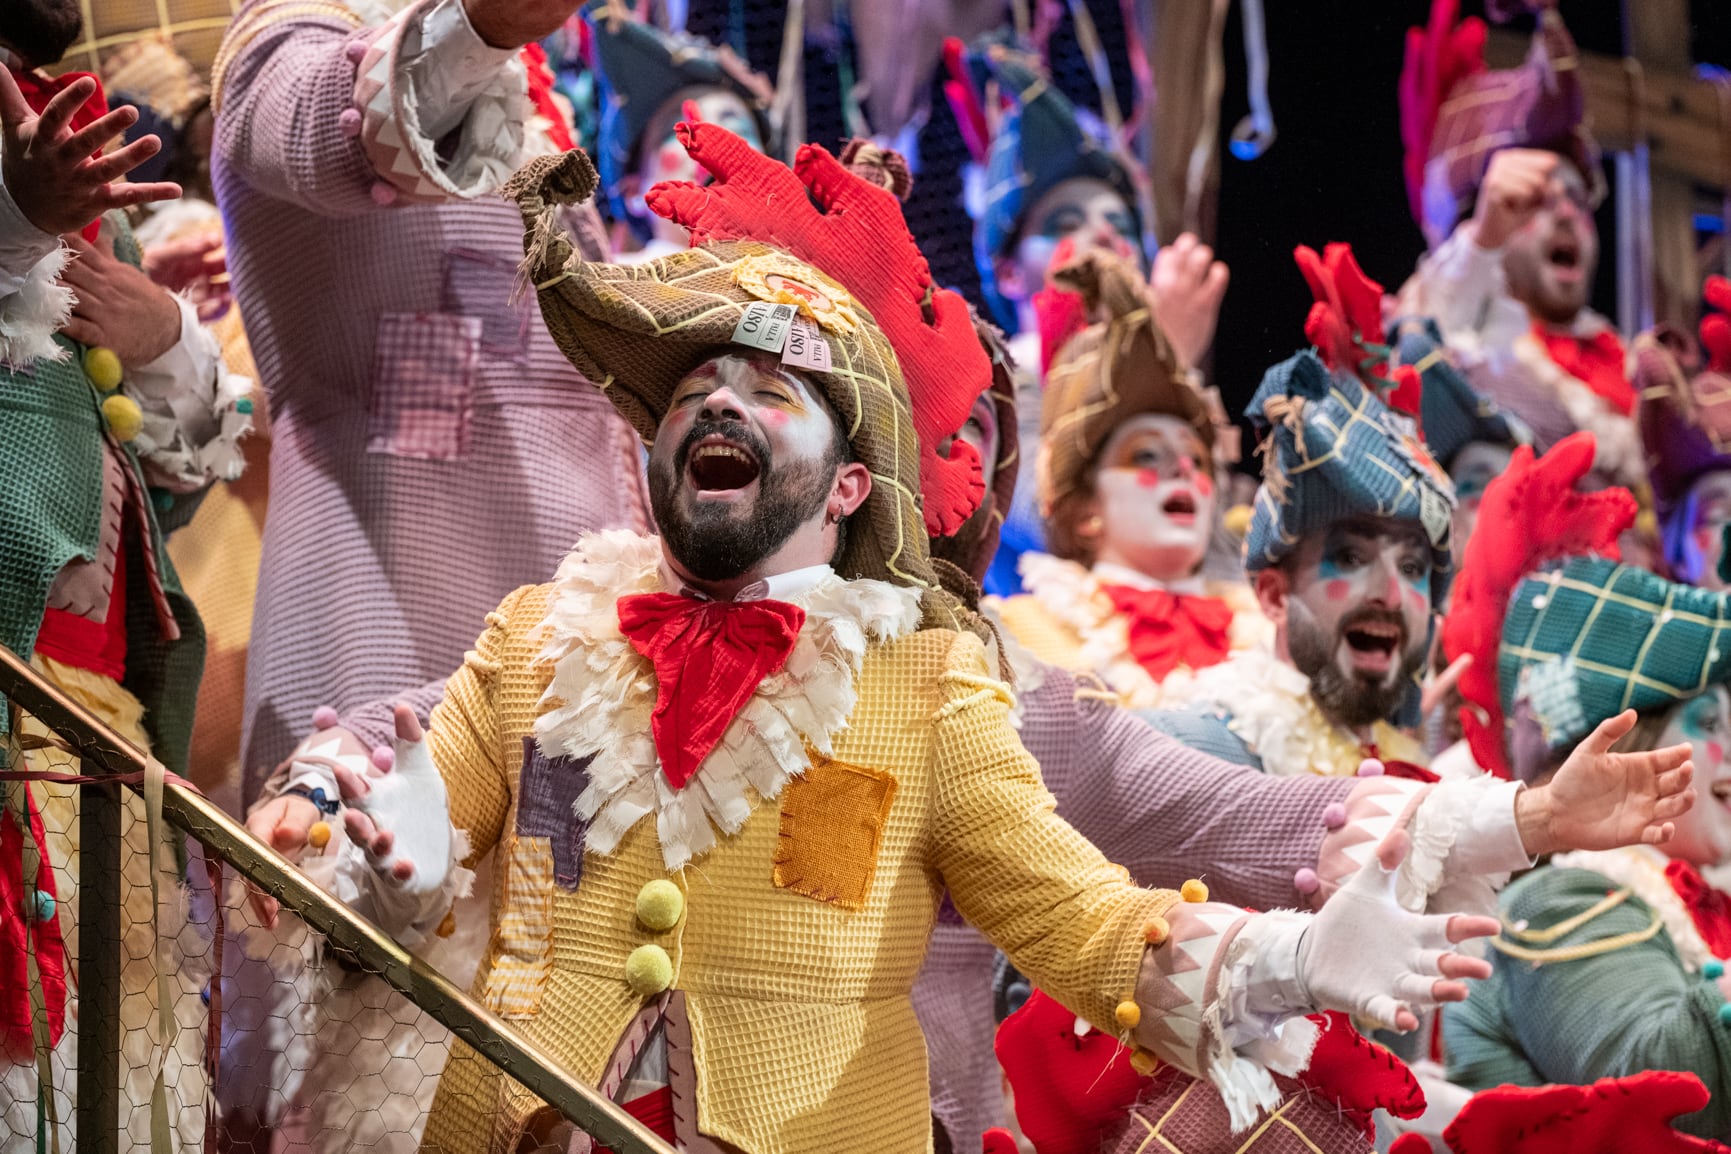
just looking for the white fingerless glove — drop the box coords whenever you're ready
[1295,847,1461,1028]
[351,728,454,899]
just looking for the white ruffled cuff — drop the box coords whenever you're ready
[127,293,254,491]
[351,0,537,204]
[329,827,474,949]
[1136,903,1320,1133]
[1405,776,1530,914]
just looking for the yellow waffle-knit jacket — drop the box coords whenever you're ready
[418,533,1178,1154]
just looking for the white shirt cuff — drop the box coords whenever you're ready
[1226,910,1311,1036]
[1442,777,1535,879]
[408,0,517,142]
[0,175,62,297]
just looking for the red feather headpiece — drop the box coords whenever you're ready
[1440,433,1635,777]
[1701,275,1731,375]
[1295,243,1422,422]
[647,121,993,536]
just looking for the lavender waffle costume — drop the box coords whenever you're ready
[209,1,647,1141]
[211,0,649,806]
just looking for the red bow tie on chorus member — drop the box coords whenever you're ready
[1100,585,1234,680]
[616,593,807,791]
[8,66,108,244]
[1531,322,1635,415]
[1665,858,1731,959]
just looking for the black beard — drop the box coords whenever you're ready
[1287,602,1425,729]
[648,418,834,582]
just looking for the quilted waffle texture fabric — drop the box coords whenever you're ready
[418,581,1175,1154]
[1244,349,1456,603]
[1396,315,1527,469]
[1038,250,1231,519]
[1497,556,1731,752]
[507,149,973,633]
[211,0,650,795]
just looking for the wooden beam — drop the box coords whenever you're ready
[1487,28,1731,191]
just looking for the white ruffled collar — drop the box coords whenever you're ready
[532,530,924,870]
[1180,646,1420,777]
[1549,845,1716,973]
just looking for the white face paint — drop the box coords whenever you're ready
[1089,414,1216,583]
[1448,440,1513,566]
[1007,176,1140,300]
[639,87,763,190]
[1688,471,1731,593]
[1658,687,1731,868]
[949,393,1001,492]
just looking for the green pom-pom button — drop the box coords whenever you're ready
[1708,961,1726,981]
[1718,1003,1731,1028]
[236,396,254,415]
[30,889,55,923]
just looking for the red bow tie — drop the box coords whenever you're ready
[1532,322,1634,416]
[1100,585,1234,681]
[9,66,107,243]
[1664,859,1731,959]
[616,592,806,792]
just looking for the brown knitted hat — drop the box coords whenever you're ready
[1036,250,1238,526]
[506,148,979,634]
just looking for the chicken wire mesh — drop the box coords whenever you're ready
[0,653,667,1154]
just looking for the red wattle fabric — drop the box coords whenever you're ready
[518,43,576,154]
[0,788,67,1062]
[1100,584,1234,680]
[616,593,805,792]
[1298,1011,1427,1124]
[1444,1070,1731,1154]
[10,66,108,243]
[994,989,1152,1154]
[594,1085,676,1154]
[1533,322,1635,416]
[1665,859,1731,960]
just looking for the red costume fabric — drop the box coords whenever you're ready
[616,593,806,790]
[1666,859,1731,960]
[1443,1071,1731,1154]
[0,790,67,1061]
[33,531,130,681]
[1441,433,1636,778]
[1533,323,1635,416]
[1100,584,1233,680]
[9,66,107,244]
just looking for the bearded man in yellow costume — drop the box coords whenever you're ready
[243,127,1641,1154]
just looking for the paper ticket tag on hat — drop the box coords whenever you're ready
[732,301,799,353]
[781,318,832,373]
[1419,484,1452,549]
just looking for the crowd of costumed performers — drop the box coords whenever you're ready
[3,0,1731,1151]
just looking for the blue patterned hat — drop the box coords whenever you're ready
[957,35,1141,325]
[1392,316,1528,470]
[1244,350,1456,603]
[584,1,775,234]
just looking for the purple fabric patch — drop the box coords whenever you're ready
[517,736,589,890]
[936,892,965,926]
[441,247,531,364]
[365,311,480,460]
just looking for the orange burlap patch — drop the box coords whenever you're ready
[773,758,897,911]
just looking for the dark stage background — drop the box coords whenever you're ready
[678,1,1729,451]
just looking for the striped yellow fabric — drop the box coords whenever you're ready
[420,582,1176,1154]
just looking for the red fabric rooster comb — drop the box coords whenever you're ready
[647,120,993,536]
[1702,275,1731,375]
[1295,243,1422,422]
[1440,433,1635,778]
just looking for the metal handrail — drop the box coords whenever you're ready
[0,644,674,1154]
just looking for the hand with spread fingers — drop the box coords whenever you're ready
[0,68,179,238]
[1149,231,1229,370]
[1298,830,1497,1033]
[1516,709,1697,857]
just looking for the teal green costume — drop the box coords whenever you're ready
[0,219,205,772]
[1445,864,1731,1140]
